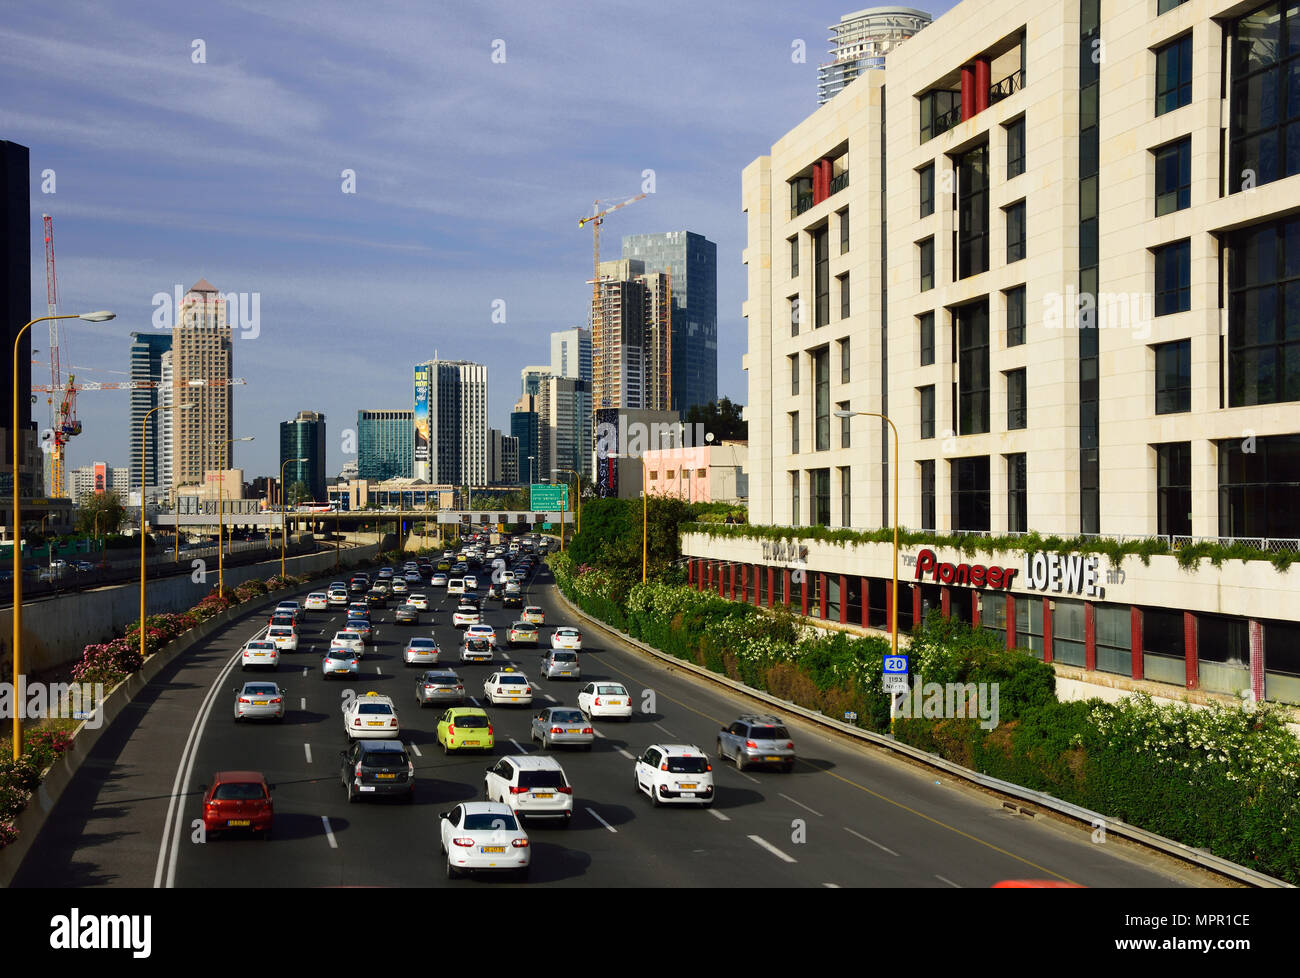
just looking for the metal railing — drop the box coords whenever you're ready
[791,193,814,219]
[925,103,963,141]
[988,68,1025,105]
[829,170,849,195]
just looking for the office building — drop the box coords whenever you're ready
[70,463,131,505]
[539,375,591,484]
[511,405,540,486]
[357,409,414,481]
[521,365,551,398]
[550,327,592,383]
[816,6,932,104]
[414,359,489,486]
[170,279,233,487]
[488,428,520,485]
[622,231,719,416]
[158,350,174,498]
[280,410,327,502]
[128,332,172,497]
[590,258,671,413]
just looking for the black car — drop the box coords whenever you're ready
[394,604,418,624]
[341,740,414,803]
[502,593,523,609]
[365,589,388,608]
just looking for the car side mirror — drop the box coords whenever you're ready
[721,726,728,733]
[438,811,449,820]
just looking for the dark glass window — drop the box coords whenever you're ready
[1006,368,1027,429]
[1158,0,1187,12]
[920,385,935,439]
[839,337,850,383]
[920,163,935,218]
[919,312,935,365]
[1156,442,1192,536]
[1218,434,1300,538]
[1227,216,1300,406]
[919,237,935,291]
[1154,339,1191,414]
[919,459,936,531]
[789,412,799,454]
[839,209,850,254]
[840,467,851,527]
[838,402,851,448]
[1229,3,1300,193]
[1006,286,1026,346]
[1154,137,1191,216]
[814,228,830,328]
[790,236,799,277]
[951,455,991,532]
[958,300,990,435]
[1154,239,1191,315]
[920,89,962,142]
[813,348,830,451]
[790,471,801,524]
[839,274,850,319]
[1155,34,1193,116]
[957,144,990,278]
[1007,453,1027,532]
[790,295,800,337]
[1006,117,1026,179]
[1005,200,1026,263]
[790,354,799,395]
[811,468,831,526]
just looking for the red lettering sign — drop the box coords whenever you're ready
[913,548,1016,591]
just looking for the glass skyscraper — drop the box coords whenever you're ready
[279,410,327,501]
[357,409,414,481]
[128,331,172,492]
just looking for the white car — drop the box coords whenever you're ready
[447,578,466,596]
[577,681,632,720]
[551,627,582,651]
[241,639,280,671]
[484,755,573,824]
[431,573,448,588]
[333,630,365,656]
[483,669,534,706]
[439,801,530,880]
[461,637,494,663]
[503,582,522,597]
[304,592,329,611]
[403,636,440,666]
[463,575,479,592]
[407,593,429,611]
[343,691,400,740]
[267,625,299,652]
[452,607,481,628]
[633,744,715,807]
[465,623,497,648]
[327,588,349,607]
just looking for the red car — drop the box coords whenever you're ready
[202,771,274,839]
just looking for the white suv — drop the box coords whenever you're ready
[483,755,573,825]
[633,744,714,807]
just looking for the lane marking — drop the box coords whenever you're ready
[844,826,899,857]
[468,696,479,706]
[544,694,556,703]
[300,697,306,711]
[616,748,635,760]
[322,816,338,849]
[748,834,797,864]
[376,667,383,675]
[302,667,308,677]
[409,742,422,757]
[936,875,960,888]
[730,768,761,784]
[823,882,841,888]
[510,738,526,753]
[652,721,676,738]
[706,807,731,822]
[779,792,822,817]
[304,743,313,764]
[586,807,617,833]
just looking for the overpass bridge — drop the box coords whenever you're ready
[151,510,576,530]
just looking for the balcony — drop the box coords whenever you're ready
[829,170,849,194]
[792,193,815,218]
[988,68,1025,105]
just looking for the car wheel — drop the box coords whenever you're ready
[542,734,551,751]
[347,782,357,803]
[446,858,460,880]
[651,785,662,808]
[734,751,746,772]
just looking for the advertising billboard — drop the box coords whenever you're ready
[594,407,619,498]
[93,462,107,495]
[413,363,430,476]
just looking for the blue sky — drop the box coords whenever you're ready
[3,0,953,479]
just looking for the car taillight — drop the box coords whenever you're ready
[354,718,361,726]
[451,837,474,847]
[509,786,526,794]
[355,763,363,778]
[660,762,668,770]
[455,685,464,690]
[488,724,493,735]
[551,726,563,734]
[390,718,398,726]
[511,838,529,848]
[706,764,712,771]
[238,697,250,704]
[497,688,505,694]
[582,727,593,734]
[786,742,795,750]
[351,660,358,666]
[557,786,573,794]
[745,740,758,749]
[424,685,434,691]
[270,697,282,704]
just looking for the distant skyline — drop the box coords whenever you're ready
[2,0,954,479]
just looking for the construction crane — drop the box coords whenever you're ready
[31,378,248,393]
[578,193,645,409]
[42,214,79,497]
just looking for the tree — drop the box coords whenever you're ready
[285,480,312,507]
[684,396,747,441]
[77,491,126,536]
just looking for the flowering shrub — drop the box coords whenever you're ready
[0,821,16,847]
[71,639,143,687]
[23,730,74,772]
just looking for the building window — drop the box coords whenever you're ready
[920,89,962,142]
[1005,116,1025,179]
[1005,200,1026,263]
[814,227,830,328]
[919,386,935,439]
[1154,339,1191,414]
[839,337,850,383]
[1159,0,1187,12]
[1229,3,1300,192]
[1005,285,1026,346]
[790,295,800,337]
[839,274,850,318]
[1218,434,1300,539]
[789,412,799,454]
[919,237,935,292]
[839,208,850,253]
[790,235,799,277]
[1006,368,1027,429]
[811,469,830,526]
[919,163,935,217]
[957,143,990,278]
[919,312,935,366]
[958,300,990,435]
[840,466,851,527]
[919,459,936,531]
[814,347,831,451]
[1007,452,1027,532]
[1227,216,1300,406]
[790,354,799,395]
[1154,239,1191,315]
[1154,137,1191,216]
[1156,442,1192,536]
[951,455,991,532]
[791,470,801,525]
[838,401,851,448]
[1155,34,1193,116]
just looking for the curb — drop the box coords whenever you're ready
[551,584,1293,889]
[0,548,378,888]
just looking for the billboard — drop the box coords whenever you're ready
[594,407,619,498]
[93,463,107,495]
[413,364,430,476]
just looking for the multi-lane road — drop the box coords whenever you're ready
[15,562,1209,888]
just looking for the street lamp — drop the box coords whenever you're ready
[11,310,115,760]
[211,435,255,592]
[140,402,195,664]
[834,408,901,729]
[280,456,308,579]
[552,467,582,536]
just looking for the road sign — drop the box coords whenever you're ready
[530,484,568,511]
[883,654,908,675]
[843,711,858,722]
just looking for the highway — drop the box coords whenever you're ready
[14,562,1206,888]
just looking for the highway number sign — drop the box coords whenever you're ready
[883,654,908,675]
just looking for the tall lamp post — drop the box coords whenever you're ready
[212,435,255,593]
[552,467,581,536]
[11,310,115,760]
[140,402,195,664]
[280,456,308,579]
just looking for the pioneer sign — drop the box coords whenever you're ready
[913,549,1018,590]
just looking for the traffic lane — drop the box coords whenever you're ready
[527,575,1190,888]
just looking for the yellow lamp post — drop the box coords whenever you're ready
[140,402,194,664]
[11,310,115,760]
[212,435,255,593]
[280,456,308,579]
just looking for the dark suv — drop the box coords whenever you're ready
[341,740,414,803]
[717,715,796,773]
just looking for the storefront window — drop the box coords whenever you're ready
[1198,613,1250,695]
[827,575,841,621]
[1015,597,1044,659]
[1053,598,1086,667]
[1265,619,1300,705]
[1095,604,1132,675]
[1142,607,1186,685]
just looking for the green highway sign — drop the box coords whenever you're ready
[530,484,568,511]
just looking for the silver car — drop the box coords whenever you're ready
[415,669,466,707]
[233,681,286,721]
[539,649,581,681]
[403,636,440,667]
[322,647,361,678]
[530,706,593,750]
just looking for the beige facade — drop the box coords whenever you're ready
[170,279,233,487]
[590,259,670,412]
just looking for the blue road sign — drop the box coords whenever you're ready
[883,655,908,675]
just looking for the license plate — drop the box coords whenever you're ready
[366,721,384,726]
[464,740,479,746]
[533,793,553,799]
[334,669,349,674]
[376,773,395,779]
[681,783,697,789]
[227,819,250,827]
[680,792,695,798]
[255,700,268,706]
[559,671,571,675]
[480,846,505,853]
[360,786,375,792]
[565,729,579,734]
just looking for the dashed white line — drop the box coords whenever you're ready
[322,816,338,849]
[822,882,842,888]
[544,694,556,702]
[706,807,731,822]
[616,748,635,760]
[376,667,383,675]
[300,697,306,711]
[935,875,961,888]
[302,667,308,677]
[510,738,526,753]
[304,743,313,764]
[652,722,676,738]
[779,792,822,817]
[843,827,899,856]
[586,807,617,833]
[732,769,761,784]
[748,834,797,863]
[468,696,480,706]
[409,742,423,757]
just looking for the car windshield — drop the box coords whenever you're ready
[425,674,456,683]
[463,812,518,831]
[247,642,275,650]
[213,782,265,800]
[497,675,528,684]
[750,726,790,740]
[327,651,352,660]
[338,633,359,641]
[244,685,277,695]
[557,629,578,637]
[517,771,567,789]
[363,750,408,768]
[453,714,489,728]
[358,703,392,715]
[666,757,709,774]
[550,710,584,724]
[410,639,436,648]
[552,652,577,662]
[597,685,626,695]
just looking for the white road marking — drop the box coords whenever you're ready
[304,743,313,763]
[409,742,423,757]
[300,698,306,711]
[376,667,383,675]
[544,694,556,702]
[510,738,526,753]
[322,816,338,849]
[706,807,730,821]
[652,722,676,738]
[843,826,899,857]
[779,792,822,817]
[616,748,635,760]
[302,667,308,677]
[586,807,617,833]
[592,729,606,738]
[936,875,961,888]
[748,834,797,863]
[822,882,842,888]
[468,696,480,706]
[733,769,761,784]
